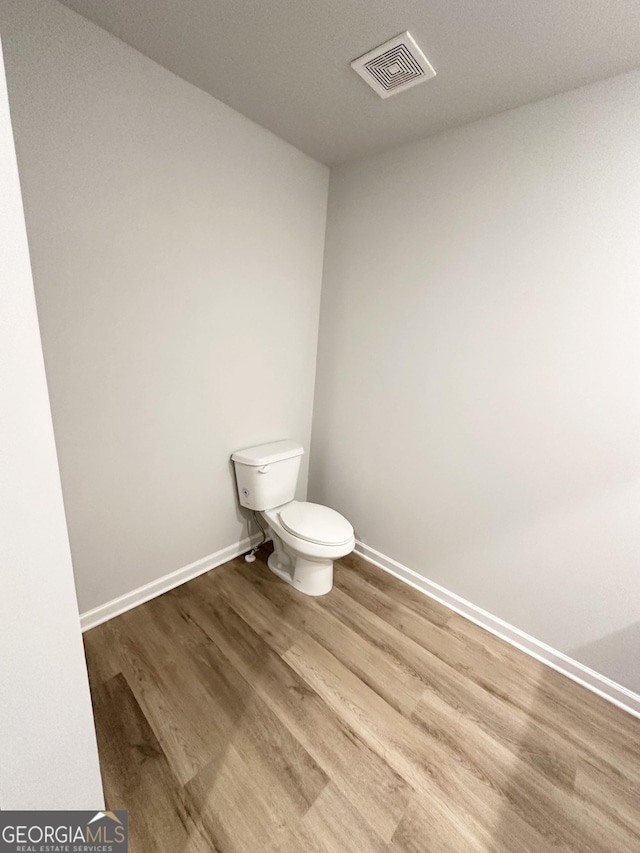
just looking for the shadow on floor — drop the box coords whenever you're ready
[486,662,640,852]
[85,545,640,852]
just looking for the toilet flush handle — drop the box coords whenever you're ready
[258,465,271,474]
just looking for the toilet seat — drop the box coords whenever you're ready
[279,501,353,546]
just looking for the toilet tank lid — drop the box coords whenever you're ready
[231,439,304,466]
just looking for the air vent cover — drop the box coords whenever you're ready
[351,31,436,99]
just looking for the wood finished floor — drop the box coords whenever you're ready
[84,547,640,852]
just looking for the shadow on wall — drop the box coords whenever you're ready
[570,620,640,696]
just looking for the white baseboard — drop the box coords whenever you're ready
[80,533,264,632]
[80,531,640,719]
[354,540,640,720]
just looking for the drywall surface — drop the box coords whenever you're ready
[0,0,328,613]
[311,69,640,692]
[0,34,103,808]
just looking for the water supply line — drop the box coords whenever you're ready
[244,510,267,563]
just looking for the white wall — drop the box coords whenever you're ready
[0,0,328,614]
[0,34,103,809]
[311,70,640,693]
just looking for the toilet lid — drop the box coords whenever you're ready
[279,502,353,546]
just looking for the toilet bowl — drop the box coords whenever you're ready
[231,440,354,596]
[263,501,354,596]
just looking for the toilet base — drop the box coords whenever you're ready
[267,550,333,597]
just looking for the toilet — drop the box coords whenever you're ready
[231,440,354,595]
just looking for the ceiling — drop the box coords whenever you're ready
[57,0,640,165]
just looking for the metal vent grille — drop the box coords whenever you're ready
[351,32,436,99]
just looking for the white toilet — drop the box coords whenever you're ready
[231,440,354,596]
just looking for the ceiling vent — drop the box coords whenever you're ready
[350,31,436,99]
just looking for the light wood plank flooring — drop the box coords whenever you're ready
[84,547,640,852]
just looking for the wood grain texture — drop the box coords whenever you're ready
[84,547,640,852]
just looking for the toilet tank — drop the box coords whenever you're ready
[231,440,304,511]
